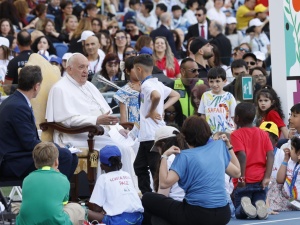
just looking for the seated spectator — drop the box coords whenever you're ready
[236,0,256,31]
[154,3,168,27]
[137,0,156,34]
[233,42,252,60]
[253,51,267,69]
[183,0,198,25]
[61,15,78,43]
[88,145,144,225]
[225,17,244,50]
[91,17,102,34]
[123,0,141,27]
[84,3,98,19]
[0,37,13,81]
[111,30,128,61]
[107,20,119,37]
[0,65,78,180]
[47,0,61,16]
[242,52,257,70]
[55,0,73,32]
[32,3,47,31]
[31,36,57,60]
[250,66,270,88]
[124,18,144,41]
[16,142,84,225]
[207,0,227,27]
[172,29,186,59]
[164,103,186,128]
[153,36,180,78]
[135,35,153,52]
[255,3,269,38]
[171,5,190,33]
[14,0,37,30]
[0,1,20,29]
[42,19,67,43]
[0,19,15,45]
[96,31,112,54]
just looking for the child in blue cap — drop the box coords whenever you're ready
[88,145,144,225]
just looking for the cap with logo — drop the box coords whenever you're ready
[259,121,279,137]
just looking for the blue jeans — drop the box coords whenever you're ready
[103,212,143,225]
[233,182,267,219]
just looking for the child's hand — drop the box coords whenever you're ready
[146,110,162,124]
[164,146,181,156]
[261,178,270,190]
[219,134,231,147]
[283,148,291,162]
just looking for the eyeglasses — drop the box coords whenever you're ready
[115,36,126,40]
[165,112,177,116]
[186,68,201,73]
[195,14,202,17]
[246,61,256,66]
[108,26,119,29]
[239,47,250,53]
[125,50,137,56]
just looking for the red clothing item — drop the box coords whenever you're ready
[256,0,268,7]
[262,109,286,137]
[231,127,273,188]
[155,56,180,78]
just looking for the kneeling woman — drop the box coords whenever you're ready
[142,116,241,225]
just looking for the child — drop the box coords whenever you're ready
[132,54,180,194]
[213,132,236,218]
[259,121,284,213]
[231,102,274,220]
[16,142,84,225]
[198,67,236,134]
[277,137,300,211]
[288,103,300,138]
[255,86,289,139]
[88,145,144,224]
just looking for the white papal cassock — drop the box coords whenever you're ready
[46,74,135,179]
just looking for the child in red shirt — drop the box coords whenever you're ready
[231,102,274,220]
[255,86,289,139]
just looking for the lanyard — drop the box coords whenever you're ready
[89,55,100,74]
[289,162,300,198]
[138,76,153,108]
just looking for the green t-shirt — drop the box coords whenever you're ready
[16,167,72,225]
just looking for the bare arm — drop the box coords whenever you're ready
[262,150,274,189]
[88,204,105,222]
[277,148,290,184]
[236,151,246,187]
[281,126,289,139]
[157,187,171,197]
[244,11,256,17]
[163,90,180,111]
[119,102,127,123]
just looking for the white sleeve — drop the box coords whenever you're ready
[229,94,237,117]
[163,84,172,100]
[63,115,98,127]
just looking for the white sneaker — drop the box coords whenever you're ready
[241,197,257,218]
[255,200,268,220]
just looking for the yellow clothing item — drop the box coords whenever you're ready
[236,5,254,30]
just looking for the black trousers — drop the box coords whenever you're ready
[133,141,160,194]
[142,192,231,225]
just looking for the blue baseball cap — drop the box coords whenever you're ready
[50,56,62,65]
[139,47,153,55]
[100,145,121,166]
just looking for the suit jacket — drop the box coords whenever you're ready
[185,19,212,42]
[150,25,179,58]
[0,91,40,177]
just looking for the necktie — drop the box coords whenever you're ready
[200,25,205,38]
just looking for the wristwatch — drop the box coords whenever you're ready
[238,177,245,183]
[161,155,168,160]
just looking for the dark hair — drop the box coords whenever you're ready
[235,102,256,126]
[31,36,57,55]
[153,129,188,191]
[129,0,140,6]
[42,19,55,34]
[33,3,47,17]
[18,65,43,91]
[255,86,284,119]
[209,43,221,67]
[191,84,209,113]
[180,57,195,69]
[250,66,267,77]
[107,156,122,171]
[0,2,19,28]
[231,59,248,73]
[0,19,15,36]
[95,31,111,53]
[135,35,152,52]
[124,56,135,74]
[17,30,31,47]
[101,53,121,80]
[171,5,182,11]
[291,103,300,114]
[85,3,97,14]
[182,116,212,147]
[291,137,300,155]
[156,3,167,12]
[267,132,279,145]
[196,6,207,14]
[91,17,102,31]
[207,67,226,80]
[186,0,198,9]
[186,37,196,57]
[133,54,154,68]
[171,30,181,51]
[212,21,223,33]
[113,30,128,54]
[60,0,73,9]
[164,102,186,128]
[143,0,154,13]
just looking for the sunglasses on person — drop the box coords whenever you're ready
[195,14,202,17]
[165,111,177,116]
[125,50,137,56]
[187,68,201,73]
[246,61,256,66]
[239,47,250,53]
[115,36,126,40]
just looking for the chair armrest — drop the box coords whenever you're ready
[39,122,104,137]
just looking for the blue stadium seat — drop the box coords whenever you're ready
[46,14,55,21]
[53,43,69,58]
[26,14,35,23]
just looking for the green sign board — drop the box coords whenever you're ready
[242,77,253,100]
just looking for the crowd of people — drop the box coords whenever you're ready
[1,0,300,225]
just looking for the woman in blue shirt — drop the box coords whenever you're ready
[142,116,241,225]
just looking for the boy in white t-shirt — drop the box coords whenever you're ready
[89,145,144,224]
[132,54,180,194]
[259,121,284,213]
[198,67,236,134]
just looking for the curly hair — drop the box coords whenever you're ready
[31,36,57,56]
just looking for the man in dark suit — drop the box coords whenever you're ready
[0,65,77,180]
[185,6,212,42]
[209,20,232,66]
[150,12,178,58]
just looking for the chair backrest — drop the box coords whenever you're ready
[26,14,35,23]
[53,43,69,58]
[26,54,61,141]
[46,14,55,21]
